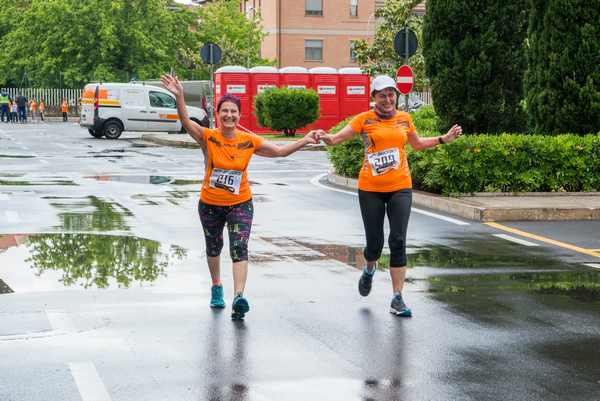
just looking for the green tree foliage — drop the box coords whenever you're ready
[0,0,270,88]
[423,0,528,133]
[353,0,427,90]
[253,88,319,136]
[524,0,600,135]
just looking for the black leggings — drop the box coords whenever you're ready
[358,189,412,267]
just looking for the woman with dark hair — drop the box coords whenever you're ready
[160,74,317,321]
[315,75,462,318]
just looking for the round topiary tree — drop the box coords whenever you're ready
[253,88,319,136]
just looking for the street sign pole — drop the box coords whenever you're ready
[404,29,409,112]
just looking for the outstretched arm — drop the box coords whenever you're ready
[315,125,356,146]
[407,124,462,151]
[160,74,206,144]
[255,131,318,158]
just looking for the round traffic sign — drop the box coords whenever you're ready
[200,42,222,65]
[393,28,418,59]
[396,65,414,95]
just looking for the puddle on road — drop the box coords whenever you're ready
[171,179,203,186]
[132,190,196,206]
[45,196,133,231]
[0,233,187,290]
[0,178,77,186]
[86,175,173,184]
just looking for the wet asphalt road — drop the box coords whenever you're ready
[1,123,600,401]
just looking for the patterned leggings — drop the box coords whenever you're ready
[198,200,254,262]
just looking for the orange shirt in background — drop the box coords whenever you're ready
[200,128,264,206]
[61,102,68,113]
[349,110,416,192]
[39,102,45,112]
[30,100,37,112]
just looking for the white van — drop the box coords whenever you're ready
[80,83,209,139]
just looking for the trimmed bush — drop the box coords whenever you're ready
[327,111,600,195]
[253,88,319,136]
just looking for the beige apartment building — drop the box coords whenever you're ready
[240,0,382,69]
[241,0,425,69]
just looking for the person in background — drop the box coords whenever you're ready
[61,98,69,122]
[16,94,27,123]
[38,98,45,121]
[10,99,18,123]
[0,91,9,123]
[30,98,37,122]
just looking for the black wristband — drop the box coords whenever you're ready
[438,136,445,145]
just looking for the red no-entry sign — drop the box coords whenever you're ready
[396,65,414,95]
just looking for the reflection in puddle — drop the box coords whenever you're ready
[0,278,13,294]
[0,179,77,186]
[132,190,195,206]
[46,196,133,232]
[0,233,187,289]
[86,175,173,184]
[171,179,203,186]
[0,154,35,158]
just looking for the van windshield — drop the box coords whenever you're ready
[149,91,176,108]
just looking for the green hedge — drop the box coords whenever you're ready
[326,108,600,195]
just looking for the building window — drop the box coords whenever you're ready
[375,0,385,11]
[350,0,358,17]
[305,40,323,61]
[305,0,323,16]
[350,41,358,63]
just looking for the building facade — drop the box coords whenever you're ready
[241,0,425,69]
[242,0,386,69]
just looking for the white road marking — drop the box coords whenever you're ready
[5,210,21,223]
[310,173,471,226]
[584,263,600,270]
[39,159,49,164]
[493,233,539,247]
[46,309,77,332]
[70,362,112,401]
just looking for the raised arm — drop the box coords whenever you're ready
[407,124,462,151]
[254,131,318,158]
[160,74,206,144]
[316,124,356,146]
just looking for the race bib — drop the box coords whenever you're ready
[209,168,242,195]
[367,148,400,176]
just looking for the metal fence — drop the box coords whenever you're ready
[0,87,81,115]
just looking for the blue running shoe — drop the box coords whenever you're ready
[358,266,375,297]
[231,294,250,321]
[390,293,412,317]
[210,285,225,309]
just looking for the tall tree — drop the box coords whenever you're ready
[0,0,271,88]
[352,0,427,90]
[423,1,528,133]
[524,0,600,134]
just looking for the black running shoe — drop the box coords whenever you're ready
[231,294,250,321]
[358,266,375,297]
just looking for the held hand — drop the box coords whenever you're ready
[160,74,184,98]
[304,131,318,145]
[443,124,462,143]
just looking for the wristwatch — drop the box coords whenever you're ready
[438,136,445,144]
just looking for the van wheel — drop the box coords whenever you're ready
[88,129,103,138]
[103,121,123,139]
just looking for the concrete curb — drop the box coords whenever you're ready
[327,171,600,222]
[141,133,326,151]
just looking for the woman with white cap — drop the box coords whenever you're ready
[316,75,462,317]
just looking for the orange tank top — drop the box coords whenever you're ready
[349,110,416,192]
[200,128,264,206]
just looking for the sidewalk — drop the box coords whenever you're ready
[140,133,325,151]
[328,172,600,222]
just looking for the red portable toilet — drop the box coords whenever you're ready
[309,67,339,131]
[214,66,250,130]
[279,66,310,90]
[338,67,370,120]
[249,66,279,133]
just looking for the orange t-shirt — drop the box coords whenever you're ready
[200,128,264,206]
[30,101,37,111]
[39,102,45,112]
[61,102,68,112]
[349,110,416,192]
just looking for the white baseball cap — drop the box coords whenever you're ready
[371,75,399,96]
